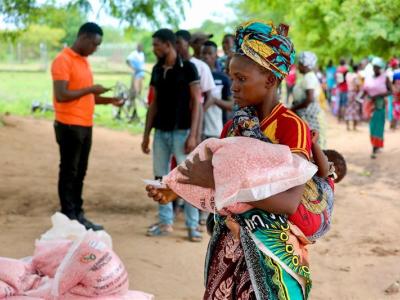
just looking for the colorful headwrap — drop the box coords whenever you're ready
[372,57,386,69]
[234,20,295,80]
[298,51,318,69]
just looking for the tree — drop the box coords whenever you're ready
[28,5,85,46]
[194,20,235,46]
[124,27,155,63]
[18,24,65,59]
[231,0,400,64]
[0,0,190,28]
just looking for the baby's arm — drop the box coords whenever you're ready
[311,130,329,178]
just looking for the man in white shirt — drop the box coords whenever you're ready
[201,41,233,139]
[175,29,216,226]
[126,43,146,97]
[175,30,216,142]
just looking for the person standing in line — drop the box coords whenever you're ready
[361,57,393,159]
[391,71,400,130]
[175,30,216,226]
[325,59,337,106]
[201,40,233,139]
[148,20,314,299]
[51,22,123,230]
[141,29,203,241]
[292,51,327,148]
[285,64,297,105]
[344,64,363,131]
[219,33,236,122]
[218,33,235,74]
[387,58,400,129]
[175,30,216,140]
[336,58,349,121]
[190,32,213,60]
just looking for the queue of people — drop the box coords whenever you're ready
[311,56,399,158]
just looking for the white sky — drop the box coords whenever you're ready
[180,0,235,28]
[0,0,235,30]
[88,0,235,29]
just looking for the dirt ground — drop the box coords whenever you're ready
[0,114,399,300]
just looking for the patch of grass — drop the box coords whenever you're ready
[0,71,149,134]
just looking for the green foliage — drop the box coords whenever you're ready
[102,0,189,27]
[0,0,190,28]
[102,26,126,44]
[194,19,235,46]
[0,0,36,26]
[232,0,400,65]
[124,27,155,63]
[18,25,65,58]
[0,71,147,133]
[0,3,85,47]
[28,5,85,45]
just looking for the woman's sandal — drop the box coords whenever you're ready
[188,228,203,242]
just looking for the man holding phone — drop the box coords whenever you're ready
[51,22,123,230]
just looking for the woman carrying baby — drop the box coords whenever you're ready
[148,21,313,299]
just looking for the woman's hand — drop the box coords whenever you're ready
[145,185,178,205]
[177,147,215,189]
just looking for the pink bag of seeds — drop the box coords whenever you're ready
[164,137,317,214]
[32,239,73,278]
[0,257,28,296]
[52,233,128,298]
[58,290,154,300]
[0,280,17,298]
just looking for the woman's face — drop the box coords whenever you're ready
[229,55,272,108]
[298,62,307,74]
[373,65,381,76]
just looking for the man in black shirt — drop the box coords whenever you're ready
[141,29,203,242]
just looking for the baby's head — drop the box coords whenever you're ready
[232,106,272,143]
[323,150,347,183]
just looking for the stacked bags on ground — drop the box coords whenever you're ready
[0,213,153,300]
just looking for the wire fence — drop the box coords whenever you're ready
[0,42,149,74]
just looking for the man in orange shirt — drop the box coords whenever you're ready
[51,22,122,230]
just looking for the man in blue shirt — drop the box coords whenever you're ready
[325,59,336,104]
[201,41,233,136]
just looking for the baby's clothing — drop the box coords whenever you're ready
[231,106,335,240]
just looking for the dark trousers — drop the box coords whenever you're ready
[54,121,92,219]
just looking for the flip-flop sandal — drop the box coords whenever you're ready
[188,228,202,242]
[199,219,207,226]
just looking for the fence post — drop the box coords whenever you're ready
[17,42,22,64]
[40,42,48,71]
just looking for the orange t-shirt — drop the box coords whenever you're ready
[51,47,94,127]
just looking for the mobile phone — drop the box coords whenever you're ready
[142,179,166,189]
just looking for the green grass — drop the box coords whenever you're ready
[0,71,149,134]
